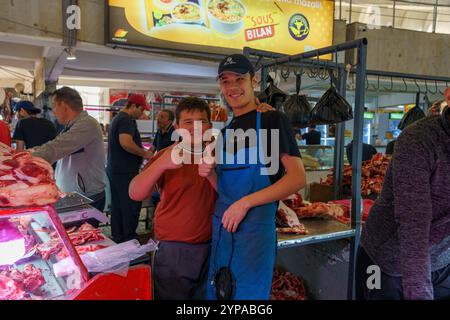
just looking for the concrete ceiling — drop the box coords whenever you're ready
[0,33,220,94]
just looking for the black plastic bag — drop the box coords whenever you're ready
[397,106,425,130]
[257,75,287,110]
[281,74,311,128]
[398,92,426,130]
[310,85,353,125]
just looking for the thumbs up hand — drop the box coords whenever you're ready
[198,140,216,178]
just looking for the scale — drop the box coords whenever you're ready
[54,192,93,212]
[54,192,109,226]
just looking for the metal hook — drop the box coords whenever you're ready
[369,80,378,92]
[254,56,263,70]
[438,82,445,95]
[431,80,438,95]
[365,75,369,90]
[425,79,431,94]
[332,49,339,81]
[402,78,408,93]
[425,79,437,95]
[309,53,321,78]
[383,76,394,92]
[293,66,304,76]
[318,68,329,81]
[414,79,421,93]
[368,75,377,91]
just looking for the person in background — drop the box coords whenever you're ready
[33,87,105,212]
[99,123,105,136]
[106,94,153,243]
[1,91,13,124]
[385,138,396,155]
[356,101,450,300]
[346,140,377,165]
[444,87,450,111]
[129,97,217,300]
[105,124,110,137]
[300,125,321,145]
[152,109,176,152]
[427,99,446,116]
[13,101,56,151]
[150,109,176,210]
[296,125,322,158]
[0,119,11,147]
[387,91,449,156]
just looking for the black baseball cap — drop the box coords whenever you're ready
[217,54,255,79]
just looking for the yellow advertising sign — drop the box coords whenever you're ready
[108,0,334,55]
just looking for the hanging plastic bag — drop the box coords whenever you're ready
[397,92,426,130]
[281,74,312,128]
[310,76,353,125]
[257,75,287,110]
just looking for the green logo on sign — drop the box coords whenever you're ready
[288,14,310,41]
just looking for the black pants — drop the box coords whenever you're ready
[356,246,450,300]
[90,190,106,212]
[107,172,142,243]
[153,241,211,300]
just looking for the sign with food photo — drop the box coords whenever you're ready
[107,0,334,55]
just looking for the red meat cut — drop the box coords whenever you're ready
[0,143,60,207]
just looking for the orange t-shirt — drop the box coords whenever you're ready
[0,121,11,147]
[150,148,217,244]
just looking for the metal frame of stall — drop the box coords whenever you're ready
[331,70,450,202]
[244,38,368,300]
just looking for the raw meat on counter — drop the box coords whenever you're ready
[0,275,26,300]
[35,239,64,260]
[271,268,306,300]
[65,223,106,246]
[56,244,108,261]
[38,223,106,260]
[0,143,60,207]
[282,192,374,224]
[0,264,45,300]
[295,202,346,222]
[321,153,391,196]
[7,217,36,255]
[276,200,308,235]
[49,222,106,246]
[328,199,375,223]
[283,192,347,224]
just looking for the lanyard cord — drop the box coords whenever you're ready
[212,225,235,282]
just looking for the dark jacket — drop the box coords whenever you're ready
[361,110,450,299]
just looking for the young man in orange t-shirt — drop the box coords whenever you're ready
[129,97,217,300]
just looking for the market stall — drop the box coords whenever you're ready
[0,144,156,300]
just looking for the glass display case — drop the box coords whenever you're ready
[0,206,87,300]
[299,145,335,169]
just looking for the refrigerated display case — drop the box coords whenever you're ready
[0,205,155,300]
[0,206,88,300]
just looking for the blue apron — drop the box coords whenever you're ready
[207,112,277,300]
